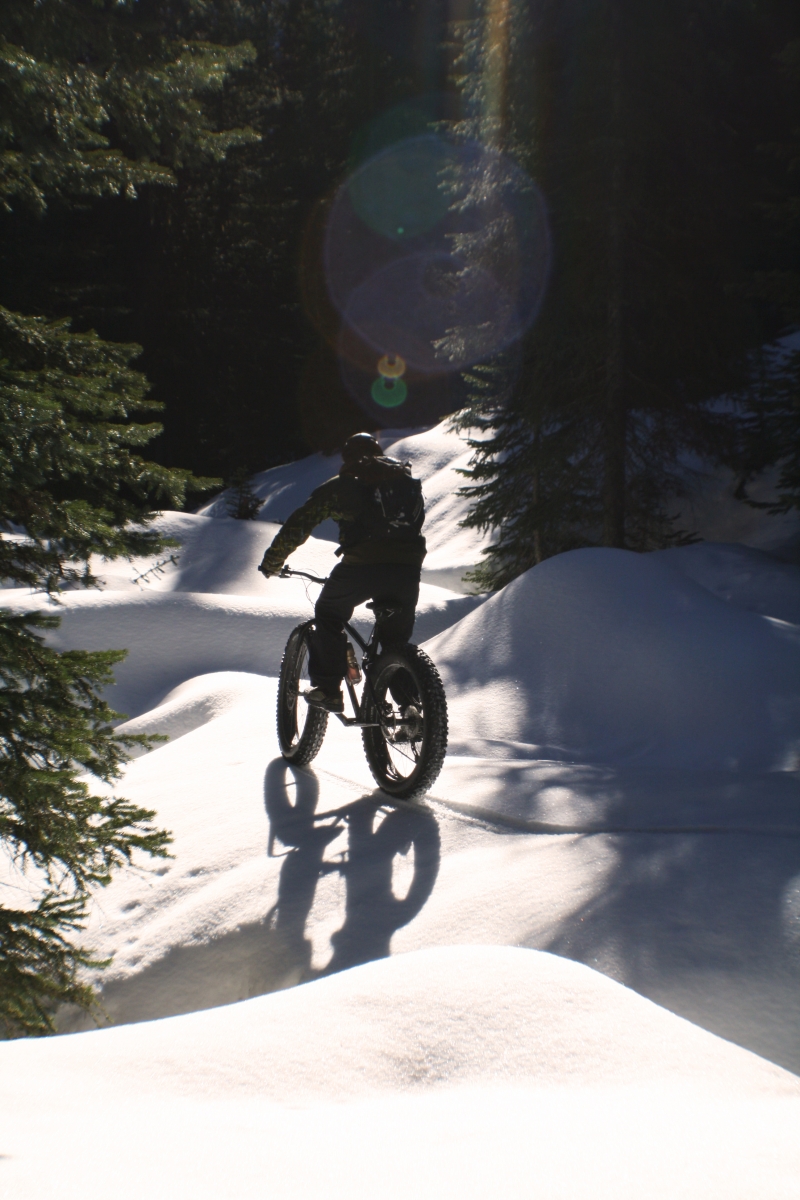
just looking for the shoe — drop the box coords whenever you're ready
[305,687,344,714]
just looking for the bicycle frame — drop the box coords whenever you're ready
[277,565,388,729]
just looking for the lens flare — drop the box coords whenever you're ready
[325,123,550,426]
[377,354,407,379]
[371,376,408,408]
[347,135,456,242]
[348,93,461,170]
[344,251,520,374]
[338,327,473,426]
[325,135,551,376]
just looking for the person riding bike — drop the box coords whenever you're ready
[258,432,426,714]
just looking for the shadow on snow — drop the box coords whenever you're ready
[264,757,441,979]
[58,758,440,1031]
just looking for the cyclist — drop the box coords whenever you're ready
[258,432,426,713]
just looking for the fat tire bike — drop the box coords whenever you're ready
[275,566,448,801]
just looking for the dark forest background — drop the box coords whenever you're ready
[2,0,800,547]
[1,0,461,478]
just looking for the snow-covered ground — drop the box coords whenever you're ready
[2,422,800,1198]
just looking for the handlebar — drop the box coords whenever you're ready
[278,565,329,586]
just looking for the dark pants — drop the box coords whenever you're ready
[308,562,421,692]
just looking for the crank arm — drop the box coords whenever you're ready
[332,714,383,728]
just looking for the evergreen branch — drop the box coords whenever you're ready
[0,893,105,1037]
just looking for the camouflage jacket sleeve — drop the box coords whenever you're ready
[260,476,359,568]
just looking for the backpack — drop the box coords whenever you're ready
[338,458,425,548]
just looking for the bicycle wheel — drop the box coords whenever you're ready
[361,644,448,800]
[277,623,328,764]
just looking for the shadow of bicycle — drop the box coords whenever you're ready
[56,759,441,1032]
[263,757,441,981]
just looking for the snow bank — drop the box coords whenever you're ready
[7,588,300,718]
[426,547,800,770]
[2,947,798,1199]
[12,944,800,1100]
[115,671,275,753]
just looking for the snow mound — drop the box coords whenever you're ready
[8,946,798,1099]
[655,541,800,625]
[8,589,300,718]
[2,948,798,1199]
[425,547,800,770]
[116,671,275,753]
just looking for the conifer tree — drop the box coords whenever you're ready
[0,0,256,213]
[0,310,200,1036]
[736,35,800,515]
[455,0,767,587]
[224,467,264,520]
[0,0,249,1034]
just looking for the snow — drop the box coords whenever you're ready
[3,947,800,1199]
[427,545,800,769]
[670,330,800,562]
[6,562,480,720]
[2,421,800,1197]
[673,465,800,561]
[656,541,800,625]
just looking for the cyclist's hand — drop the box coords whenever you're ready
[258,556,282,578]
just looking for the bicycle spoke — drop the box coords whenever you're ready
[387,740,420,767]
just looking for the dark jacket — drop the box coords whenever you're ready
[261,455,427,570]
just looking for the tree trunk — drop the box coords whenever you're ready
[532,421,542,564]
[602,0,626,548]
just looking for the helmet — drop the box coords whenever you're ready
[341,432,382,464]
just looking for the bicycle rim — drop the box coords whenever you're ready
[277,624,328,763]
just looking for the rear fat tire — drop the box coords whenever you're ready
[361,644,448,800]
[277,623,328,764]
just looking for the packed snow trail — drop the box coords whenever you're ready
[44,676,800,1077]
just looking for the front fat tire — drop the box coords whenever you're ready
[361,644,448,800]
[277,623,328,764]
